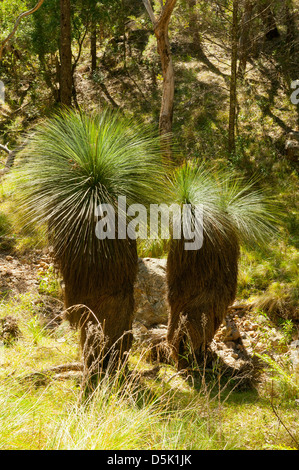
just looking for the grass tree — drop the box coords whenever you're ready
[166,162,278,369]
[14,108,168,380]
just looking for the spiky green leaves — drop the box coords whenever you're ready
[14,108,169,265]
[168,162,279,249]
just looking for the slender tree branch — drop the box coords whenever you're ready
[143,0,177,31]
[156,0,177,30]
[0,0,45,60]
[142,0,157,25]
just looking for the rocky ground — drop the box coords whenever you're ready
[0,252,298,378]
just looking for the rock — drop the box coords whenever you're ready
[285,132,299,161]
[134,258,170,327]
[290,340,299,378]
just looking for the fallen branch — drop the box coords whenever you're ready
[22,362,83,384]
[270,400,299,449]
[0,144,17,174]
[0,134,34,174]
[0,144,11,155]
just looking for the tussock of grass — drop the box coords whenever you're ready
[0,289,298,451]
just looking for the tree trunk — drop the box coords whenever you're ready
[62,238,138,381]
[60,0,72,106]
[155,24,175,137]
[187,0,201,55]
[228,0,239,155]
[238,0,254,79]
[143,0,177,144]
[0,0,45,60]
[91,25,97,73]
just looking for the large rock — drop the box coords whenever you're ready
[134,258,170,327]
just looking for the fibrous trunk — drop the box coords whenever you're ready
[61,238,138,376]
[166,229,240,369]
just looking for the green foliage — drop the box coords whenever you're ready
[31,0,60,55]
[256,353,299,402]
[37,265,61,298]
[13,108,169,264]
[168,161,279,249]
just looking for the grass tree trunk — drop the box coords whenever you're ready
[60,0,72,106]
[167,232,240,369]
[63,239,138,381]
[155,22,175,137]
[143,0,177,145]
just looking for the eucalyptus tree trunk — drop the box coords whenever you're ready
[238,0,254,79]
[60,0,72,106]
[155,18,175,137]
[228,0,239,155]
[90,26,97,73]
[143,0,177,142]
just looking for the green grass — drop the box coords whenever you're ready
[0,289,298,450]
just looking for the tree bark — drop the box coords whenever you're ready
[91,25,97,73]
[228,0,239,155]
[238,0,254,79]
[60,0,72,107]
[187,0,201,55]
[143,0,177,140]
[155,22,175,137]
